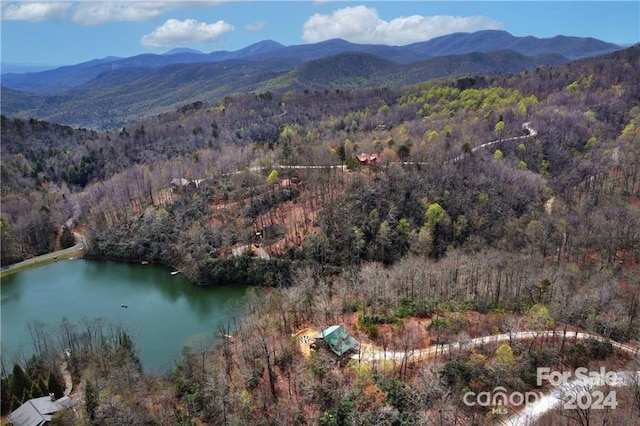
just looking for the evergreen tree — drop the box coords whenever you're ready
[1,377,11,415]
[10,395,22,413]
[117,331,142,371]
[47,371,65,399]
[21,388,32,404]
[60,225,76,249]
[37,376,49,397]
[85,379,99,421]
[30,381,44,398]
[11,364,31,404]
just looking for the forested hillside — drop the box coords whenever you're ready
[1,30,622,130]
[1,45,639,424]
[0,49,564,130]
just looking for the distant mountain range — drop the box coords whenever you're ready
[0,30,623,129]
[1,63,60,74]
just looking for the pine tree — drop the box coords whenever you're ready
[21,388,32,404]
[85,379,99,421]
[30,381,44,398]
[37,377,49,397]
[117,331,142,371]
[11,364,31,404]
[10,395,22,412]
[60,225,76,249]
[47,371,65,399]
[1,377,11,415]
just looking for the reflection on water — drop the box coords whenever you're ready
[1,259,247,372]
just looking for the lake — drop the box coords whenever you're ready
[1,259,247,372]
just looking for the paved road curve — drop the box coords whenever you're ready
[1,233,85,275]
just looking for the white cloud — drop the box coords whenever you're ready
[141,18,234,49]
[1,2,71,23]
[245,21,266,32]
[302,5,505,45]
[71,2,171,25]
[1,1,223,25]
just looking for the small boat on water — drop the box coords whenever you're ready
[141,261,149,265]
[121,304,128,308]
[171,271,180,275]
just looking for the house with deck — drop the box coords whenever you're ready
[315,325,358,356]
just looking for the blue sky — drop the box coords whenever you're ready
[1,1,639,66]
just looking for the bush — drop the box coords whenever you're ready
[275,350,293,371]
[396,297,433,318]
[244,187,299,218]
[342,299,361,313]
[566,338,614,369]
[60,226,76,249]
[362,322,380,339]
[440,359,482,390]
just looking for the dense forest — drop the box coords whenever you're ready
[1,45,639,424]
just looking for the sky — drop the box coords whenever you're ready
[1,1,639,67]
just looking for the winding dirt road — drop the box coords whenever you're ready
[350,330,639,426]
[351,330,639,362]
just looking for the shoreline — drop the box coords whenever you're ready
[0,236,85,280]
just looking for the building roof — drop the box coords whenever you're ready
[8,396,72,426]
[170,178,191,187]
[315,325,358,356]
[356,153,380,164]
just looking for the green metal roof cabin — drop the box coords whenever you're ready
[315,325,357,356]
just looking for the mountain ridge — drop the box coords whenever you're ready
[1,30,620,95]
[0,30,624,129]
[0,49,571,129]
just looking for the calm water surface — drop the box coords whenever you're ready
[1,259,247,372]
